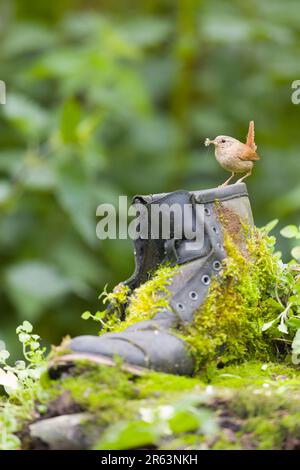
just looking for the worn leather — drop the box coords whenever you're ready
[70,183,253,375]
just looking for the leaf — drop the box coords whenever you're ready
[81,311,91,320]
[2,23,56,56]
[280,225,299,239]
[123,18,172,47]
[261,319,277,332]
[263,219,279,234]
[56,163,97,247]
[291,246,300,261]
[3,93,49,137]
[168,409,199,434]
[60,98,82,144]
[21,163,56,191]
[96,421,160,450]
[278,322,289,334]
[5,262,73,319]
[288,317,300,329]
[0,350,10,362]
[292,353,300,365]
[0,181,13,205]
[291,329,300,364]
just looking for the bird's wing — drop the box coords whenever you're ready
[245,120,257,151]
[238,144,260,161]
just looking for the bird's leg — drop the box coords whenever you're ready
[220,172,235,187]
[236,170,252,184]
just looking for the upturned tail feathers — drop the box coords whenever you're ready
[246,120,257,151]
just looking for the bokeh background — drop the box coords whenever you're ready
[1,0,300,355]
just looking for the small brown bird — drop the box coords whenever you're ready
[205,121,260,186]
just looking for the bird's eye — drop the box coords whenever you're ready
[221,139,226,143]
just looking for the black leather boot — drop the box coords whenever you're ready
[69,183,253,375]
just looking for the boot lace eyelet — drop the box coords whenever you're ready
[201,275,211,286]
[189,291,198,300]
[204,207,211,216]
[177,303,185,310]
[212,226,218,234]
[213,260,222,271]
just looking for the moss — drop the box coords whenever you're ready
[102,264,178,333]
[209,360,299,387]
[44,362,139,425]
[43,359,300,450]
[86,216,284,378]
[5,357,298,450]
[103,283,130,308]
[211,361,300,449]
[178,227,283,375]
[137,371,202,397]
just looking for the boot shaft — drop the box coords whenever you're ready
[126,183,253,290]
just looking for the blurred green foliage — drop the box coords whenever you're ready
[0,0,300,353]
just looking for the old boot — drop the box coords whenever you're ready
[68,183,253,375]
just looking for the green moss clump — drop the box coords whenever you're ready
[100,264,178,333]
[179,228,282,375]
[209,360,299,388]
[48,362,139,425]
[103,283,131,312]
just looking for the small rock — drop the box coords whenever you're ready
[29,413,98,450]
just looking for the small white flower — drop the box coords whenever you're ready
[158,405,174,420]
[140,407,154,423]
[206,385,214,394]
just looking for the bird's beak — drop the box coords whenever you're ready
[204,138,216,147]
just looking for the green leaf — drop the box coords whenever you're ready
[278,322,288,334]
[288,317,300,329]
[6,262,73,320]
[96,421,160,450]
[0,350,10,362]
[263,219,279,234]
[168,409,199,434]
[291,246,300,261]
[280,225,299,239]
[3,93,49,137]
[291,329,300,364]
[60,98,81,144]
[0,181,13,205]
[56,163,97,247]
[2,23,56,56]
[262,319,277,332]
[81,311,91,320]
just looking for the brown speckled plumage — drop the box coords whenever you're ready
[205,121,259,186]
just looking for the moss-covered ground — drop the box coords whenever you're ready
[18,359,300,449]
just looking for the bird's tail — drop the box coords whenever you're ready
[246,120,257,151]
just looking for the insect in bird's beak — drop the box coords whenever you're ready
[204,138,216,147]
